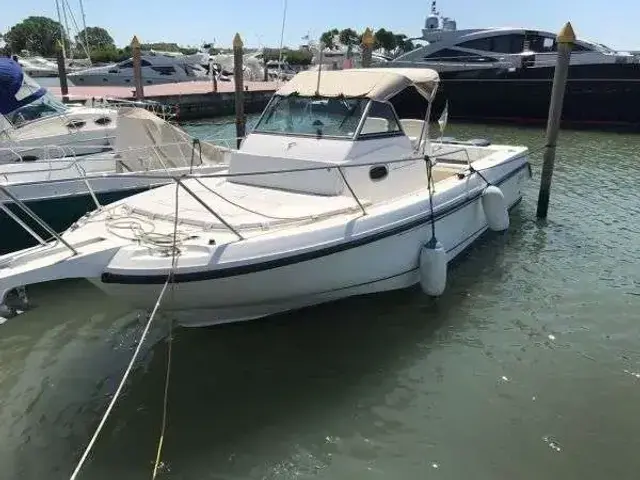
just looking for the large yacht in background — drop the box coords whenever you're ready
[68,51,210,86]
[389,1,640,128]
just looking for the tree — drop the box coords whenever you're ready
[393,33,415,56]
[319,28,339,49]
[374,28,397,54]
[5,16,69,56]
[339,28,359,48]
[75,26,114,50]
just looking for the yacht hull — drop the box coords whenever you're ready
[433,63,640,129]
[92,163,529,327]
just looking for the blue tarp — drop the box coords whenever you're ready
[0,58,46,114]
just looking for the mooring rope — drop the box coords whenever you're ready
[151,182,180,479]
[70,183,181,480]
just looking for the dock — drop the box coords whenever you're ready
[49,80,279,121]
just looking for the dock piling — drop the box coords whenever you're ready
[131,35,144,101]
[55,41,69,103]
[361,28,374,68]
[233,33,245,148]
[536,22,575,219]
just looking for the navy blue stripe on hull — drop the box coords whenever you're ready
[101,163,528,285]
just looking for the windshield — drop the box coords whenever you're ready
[6,89,68,127]
[254,95,368,138]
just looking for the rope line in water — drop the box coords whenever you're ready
[152,182,181,479]
[70,185,181,480]
[68,275,173,480]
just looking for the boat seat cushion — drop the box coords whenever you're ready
[227,151,345,196]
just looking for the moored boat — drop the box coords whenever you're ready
[0,67,531,325]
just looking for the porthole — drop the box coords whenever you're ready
[369,165,388,181]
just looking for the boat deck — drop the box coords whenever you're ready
[118,177,370,233]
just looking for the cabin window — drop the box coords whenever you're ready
[253,95,368,138]
[118,60,133,68]
[152,66,177,75]
[358,101,402,137]
[424,48,497,62]
[528,35,558,52]
[458,34,525,53]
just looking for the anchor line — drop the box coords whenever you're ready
[70,184,181,480]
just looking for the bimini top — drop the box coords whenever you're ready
[275,67,440,102]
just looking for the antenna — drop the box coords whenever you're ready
[315,43,324,96]
[277,0,288,83]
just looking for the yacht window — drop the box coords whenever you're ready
[458,34,524,53]
[141,59,152,67]
[528,35,558,52]
[571,43,591,52]
[358,101,402,137]
[253,95,368,138]
[152,66,177,75]
[425,48,497,62]
[118,60,134,68]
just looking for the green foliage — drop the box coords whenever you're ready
[319,26,415,56]
[262,48,312,66]
[5,16,69,56]
[75,26,114,49]
[319,28,339,49]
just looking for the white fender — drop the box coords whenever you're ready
[419,239,447,296]
[481,185,509,231]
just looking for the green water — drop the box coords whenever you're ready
[0,118,639,479]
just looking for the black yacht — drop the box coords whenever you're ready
[389,1,640,129]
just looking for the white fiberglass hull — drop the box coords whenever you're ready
[91,163,529,327]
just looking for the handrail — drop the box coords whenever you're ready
[0,142,525,255]
[0,184,78,255]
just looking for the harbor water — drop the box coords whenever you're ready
[0,118,639,479]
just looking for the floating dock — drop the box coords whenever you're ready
[49,80,279,121]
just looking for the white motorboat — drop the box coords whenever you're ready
[0,106,232,254]
[68,52,209,87]
[1,58,118,162]
[0,68,531,325]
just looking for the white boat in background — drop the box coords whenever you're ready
[0,68,531,325]
[68,51,210,86]
[0,106,232,254]
[14,56,59,77]
[1,58,118,162]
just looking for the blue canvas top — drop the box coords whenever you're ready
[0,58,47,114]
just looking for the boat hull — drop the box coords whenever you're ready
[92,163,530,327]
[435,63,640,129]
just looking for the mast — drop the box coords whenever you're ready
[78,0,89,54]
[54,0,67,58]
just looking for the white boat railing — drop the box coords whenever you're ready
[0,141,515,258]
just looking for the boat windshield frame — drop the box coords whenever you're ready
[252,94,406,141]
[5,89,69,128]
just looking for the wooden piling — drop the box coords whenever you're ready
[55,42,69,103]
[536,22,575,219]
[233,33,245,148]
[131,35,144,101]
[361,28,374,68]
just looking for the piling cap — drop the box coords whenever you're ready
[557,22,576,44]
[131,35,141,48]
[233,33,244,49]
[361,28,374,47]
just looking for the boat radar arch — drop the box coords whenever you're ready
[425,1,440,31]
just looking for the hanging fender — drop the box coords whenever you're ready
[481,185,509,231]
[419,238,447,296]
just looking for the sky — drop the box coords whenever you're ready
[2,0,640,51]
